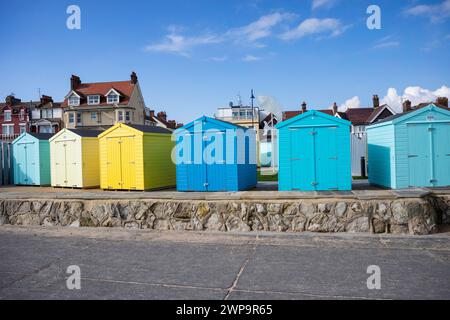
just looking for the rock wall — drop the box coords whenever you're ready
[0,196,446,235]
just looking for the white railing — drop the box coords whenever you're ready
[1,134,20,142]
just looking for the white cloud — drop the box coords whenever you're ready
[404,0,450,22]
[243,54,262,62]
[208,56,228,62]
[312,0,338,10]
[227,12,296,43]
[280,18,348,40]
[380,86,450,113]
[146,12,295,56]
[373,41,400,49]
[145,33,222,56]
[340,96,361,111]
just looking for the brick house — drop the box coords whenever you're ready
[144,108,182,130]
[62,72,146,130]
[30,95,63,133]
[0,95,35,141]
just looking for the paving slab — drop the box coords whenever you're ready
[0,226,449,300]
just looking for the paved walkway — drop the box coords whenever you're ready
[0,226,449,299]
[0,183,442,200]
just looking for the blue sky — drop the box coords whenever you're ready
[1,0,449,123]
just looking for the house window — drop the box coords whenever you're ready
[68,113,75,124]
[125,111,130,122]
[68,96,80,106]
[88,95,100,105]
[117,111,124,122]
[42,109,53,118]
[107,93,119,104]
[19,109,25,121]
[2,124,14,135]
[76,113,82,125]
[19,124,26,134]
[91,112,97,121]
[4,110,11,121]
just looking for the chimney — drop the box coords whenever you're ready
[332,102,338,115]
[373,94,380,109]
[301,101,307,113]
[40,95,53,105]
[436,97,448,108]
[70,75,81,90]
[130,71,138,84]
[149,110,155,117]
[5,95,20,105]
[167,120,176,129]
[403,100,412,113]
[157,111,167,121]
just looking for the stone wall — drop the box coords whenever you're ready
[1,195,447,235]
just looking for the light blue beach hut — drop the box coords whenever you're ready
[12,132,53,186]
[276,110,352,191]
[367,104,450,188]
[174,116,257,191]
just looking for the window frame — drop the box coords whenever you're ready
[4,110,12,122]
[88,95,100,105]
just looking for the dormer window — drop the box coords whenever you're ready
[88,95,100,105]
[68,95,80,106]
[107,93,119,104]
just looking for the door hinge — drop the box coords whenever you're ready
[329,156,338,160]
[408,154,418,158]
[309,131,317,135]
[290,158,301,161]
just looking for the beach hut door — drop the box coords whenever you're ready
[203,131,226,191]
[408,122,450,187]
[16,141,35,185]
[106,137,136,189]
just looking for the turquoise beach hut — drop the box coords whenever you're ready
[12,132,52,186]
[276,110,352,191]
[367,104,450,188]
[174,116,257,191]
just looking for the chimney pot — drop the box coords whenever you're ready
[70,75,81,90]
[403,100,412,113]
[157,111,167,121]
[301,101,307,113]
[373,94,380,109]
[130,71,138,84]
[436,96,448,108]
[332,102,338,115]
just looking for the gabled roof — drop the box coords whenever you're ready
[127,124,172,134]
[367,104,450,128]
[175,116,248,134]
[62,80,135,107]
[344,108,376,125]
[276,110,351,129]
[28,132,54,140]
[98,123,172,139]
[69,129,103,137]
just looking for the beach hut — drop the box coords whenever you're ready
[367,104,450,188]
[11,132,52,186]
[98,123,175,190]
[50,128,101,188]
[276,110,352,191]
[174,116,257,191]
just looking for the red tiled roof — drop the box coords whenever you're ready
[62,81,135,107]
[283,109,334,120]
[344,108,375,126]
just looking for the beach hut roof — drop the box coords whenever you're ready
[275,110,351,129]
[174,116,248,134]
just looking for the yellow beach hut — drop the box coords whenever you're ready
[50,129,101,188]
[98,123,175,191]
